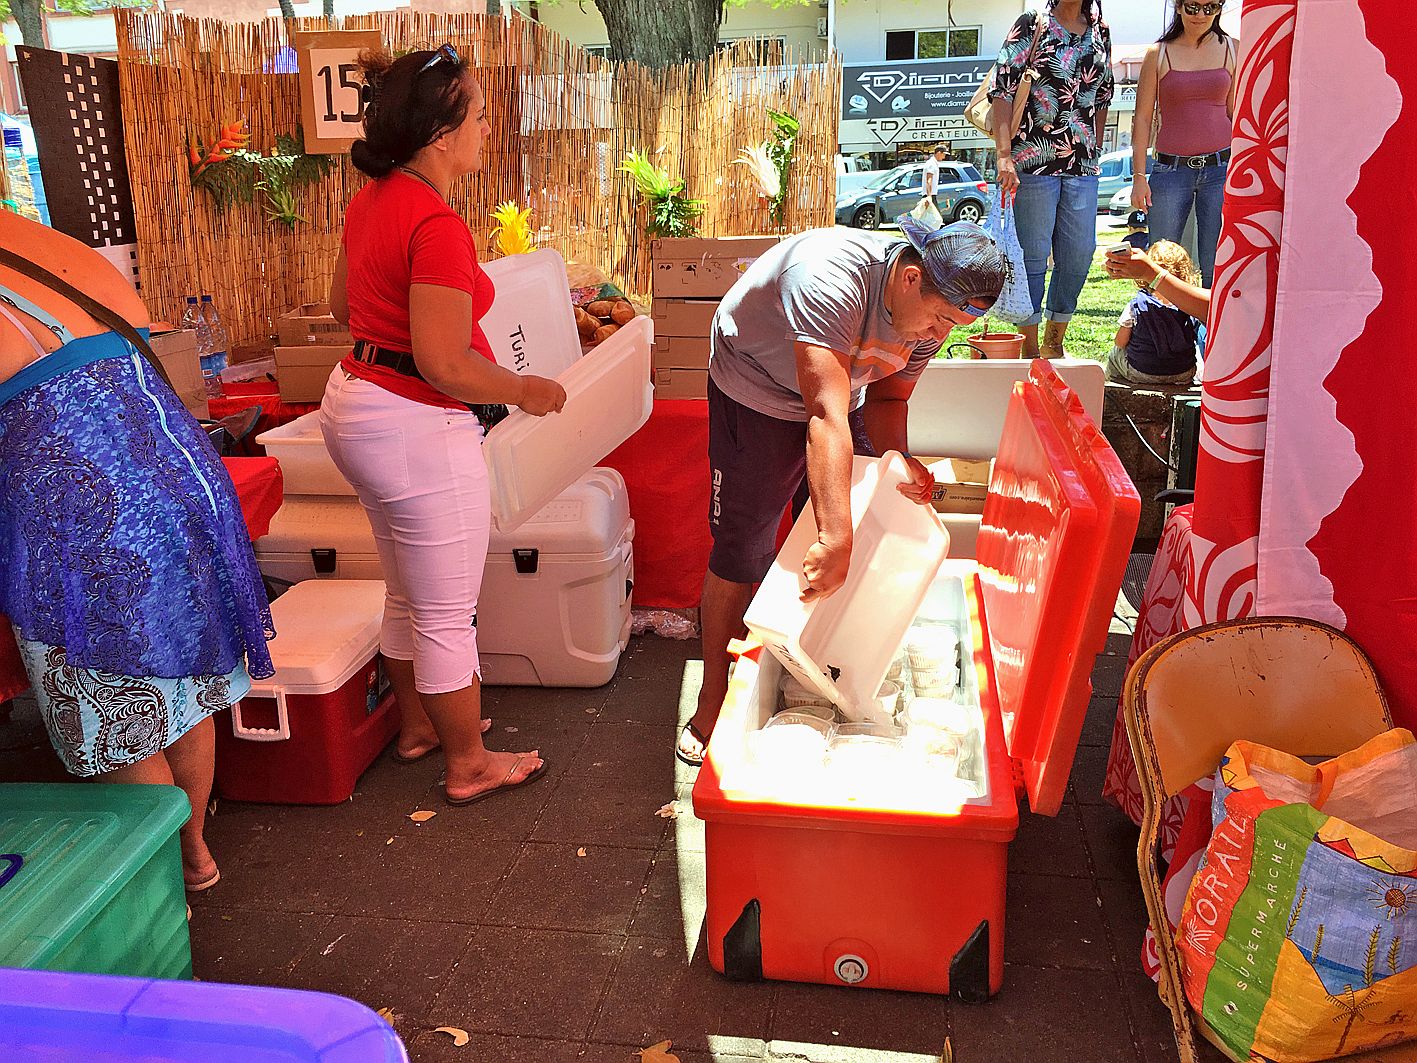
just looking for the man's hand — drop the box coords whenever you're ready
[801,537,851,603]
[897,454,936,507]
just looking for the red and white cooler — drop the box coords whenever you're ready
[692,361,1139,1000]
[215,580,397,806]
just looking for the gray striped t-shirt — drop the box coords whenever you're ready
[708,228,941,422]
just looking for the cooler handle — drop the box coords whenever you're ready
[231,688,292,742]
[0,853,22,890]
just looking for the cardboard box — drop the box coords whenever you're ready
[651,235,780,299]
[922,456,994,514]
[277,303,353,348]
[652,298,719,339]
[275,345,345,403]
[148,328,209,420]
[653,367,709,401]
[652,333,712,371]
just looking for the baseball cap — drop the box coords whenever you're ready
[1126,208,1148,228]
[896,214,1006,320]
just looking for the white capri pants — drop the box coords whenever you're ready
[319,368,490,694]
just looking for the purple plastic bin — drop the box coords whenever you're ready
[0,967,408,1062]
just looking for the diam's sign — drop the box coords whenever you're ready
[841,57,993,121]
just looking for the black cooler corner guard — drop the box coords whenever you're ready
[949,920,992,1004]
[723,900,763,981]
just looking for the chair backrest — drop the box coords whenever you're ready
[1126,617,1392,800]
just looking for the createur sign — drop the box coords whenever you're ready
[293,30,382,154]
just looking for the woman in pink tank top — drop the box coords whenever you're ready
[1129,1,1237,286]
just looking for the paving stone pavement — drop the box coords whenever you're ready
[0,628,1229,1063]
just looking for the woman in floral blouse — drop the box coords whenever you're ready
[989,0,1114,358]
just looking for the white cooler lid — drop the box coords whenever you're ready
[745,453,950,722]
[488,467,631,556]
[484,316,653,532]
[480,249,583,381]
[254,580,386,696]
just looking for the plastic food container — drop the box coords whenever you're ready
[0,967,409,1062]
[0,783,191,979]
[484,316,653,531]
[255,411,353,497]
[745,453,950,724]
[480,248,584,381]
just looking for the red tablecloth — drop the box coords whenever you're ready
[208,380,318,444]
[603,400,713,610]
[0,456,285,702]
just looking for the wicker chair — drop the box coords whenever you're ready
[1122,617,1395,1062]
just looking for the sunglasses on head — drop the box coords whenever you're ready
[418,42,461,76]
[1180,1,1222,15]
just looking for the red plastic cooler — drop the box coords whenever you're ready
[692,361,1139,1000]
[215,580,398,805]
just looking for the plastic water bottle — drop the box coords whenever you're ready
[180,295,201,332]
[199,294,227,398]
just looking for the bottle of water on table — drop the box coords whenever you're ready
[199,294,227,398]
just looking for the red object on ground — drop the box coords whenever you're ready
[214,581,397,806]
[214,663,397,806]
[602,399,713,610]
[0,456,284,703]
[693,363,1140,996]
[207,380,318,444]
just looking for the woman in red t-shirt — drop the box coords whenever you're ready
[319,45,564,806]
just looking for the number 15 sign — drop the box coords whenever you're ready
[293,29,383,154]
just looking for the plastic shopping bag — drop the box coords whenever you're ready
[985,189,1033,324]
[906,196,944,232]
[1176,729,1417,1062]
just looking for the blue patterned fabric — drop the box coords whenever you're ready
[0,331,275,682]
[14,632,252,776]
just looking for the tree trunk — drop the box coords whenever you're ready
[322,0,334,20]
[486,0,501,14]
[11,0,47,47]
[593,0,724,68]
[277,0,297,19]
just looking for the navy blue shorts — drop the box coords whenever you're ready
[706,375,809,585]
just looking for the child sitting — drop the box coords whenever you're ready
[1106,240,1200,386]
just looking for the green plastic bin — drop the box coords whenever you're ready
[0,783,192,980]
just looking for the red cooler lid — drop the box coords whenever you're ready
[974,362,1140,816]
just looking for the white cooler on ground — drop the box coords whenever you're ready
[253,469,635,688]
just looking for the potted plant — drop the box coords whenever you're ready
[947,316,1026,359]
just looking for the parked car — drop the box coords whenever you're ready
[835,163,991,229]
[835,153,888,198]
[1108,185,1133,221]
[1096,149,1152,213]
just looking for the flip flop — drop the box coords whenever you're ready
[393,719,493,763]
[675,721,710,768]
[184,868,220,893]
[444,756,549,807]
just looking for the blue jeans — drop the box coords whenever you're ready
[1012,173,1100,328]
[1147,158,1228,287]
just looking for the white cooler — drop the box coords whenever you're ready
[253,469,635,688]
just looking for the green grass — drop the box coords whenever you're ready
[952,218,1136,363]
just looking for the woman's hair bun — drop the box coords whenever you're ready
[350,138,398,179]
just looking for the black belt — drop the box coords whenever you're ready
[350,339,511,430]
[352,339,426,380]
[1155,147,1231,170]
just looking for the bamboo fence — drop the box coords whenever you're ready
[115,10,841,346]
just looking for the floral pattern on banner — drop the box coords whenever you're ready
[1099,0,1299,979]
[989,11,1115,176]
